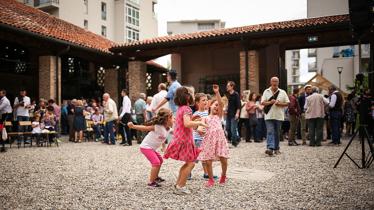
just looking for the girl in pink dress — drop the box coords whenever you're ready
[198,84,229,187]
[164,86,207,195]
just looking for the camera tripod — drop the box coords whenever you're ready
[334,124,374,169]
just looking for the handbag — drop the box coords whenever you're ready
[2,127,7,140]
[263,90,280,114]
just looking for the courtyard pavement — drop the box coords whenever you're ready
[0,137,373,209]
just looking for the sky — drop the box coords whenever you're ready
[154,0,314,82]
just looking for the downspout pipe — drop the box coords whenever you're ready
[241,37,249,91]
[55,46,71,105]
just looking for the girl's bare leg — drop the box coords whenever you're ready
[177,162,195,187]
[150,166,161,183]
[219,157,228,177]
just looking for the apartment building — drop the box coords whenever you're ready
[167,19,225,35]
[19,0,158,42]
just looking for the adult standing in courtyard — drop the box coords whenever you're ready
[152,70,181,116]
[261,77,289,156]
[226,81,241,147]
[304,87,329,146]
[328,85,343,145]
[134,93,147,143]
[103,93,118,145]
[150,83,169,114]
[118,89,132,146]
[14,89,31,143]
[298,85,312,145]
[288,88,300,146]
[0,89,12,123]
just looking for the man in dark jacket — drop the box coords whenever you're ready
[226,81,241,147]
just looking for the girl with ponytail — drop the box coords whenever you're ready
[127,108,173,187]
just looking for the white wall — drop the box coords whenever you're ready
[139,0,158,40]
[167,20,225,35]
[307,0,348,18]
[321,57,354,92]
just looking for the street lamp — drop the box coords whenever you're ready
[337,67,343,90]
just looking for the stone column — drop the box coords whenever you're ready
[39,55,61,103]
[239,50,259,94]
[104,68,119,104]
[128,61,147,102]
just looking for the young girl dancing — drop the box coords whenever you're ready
[164,87,207,195]
[128,108,173,187]
[198,84,229,187]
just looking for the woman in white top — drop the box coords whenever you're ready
[127,108,173,188]
[238,93,250,142]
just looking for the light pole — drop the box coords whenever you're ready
[337,67,343,90]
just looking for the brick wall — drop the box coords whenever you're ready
[39,56,61,102]
[128,61,147,102]
[239,50,259,94]
[104,68,118,104]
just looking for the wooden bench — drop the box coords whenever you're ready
[4,121,58,148]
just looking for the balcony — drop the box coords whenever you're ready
[308,62,317,72]
[34,0,59,11]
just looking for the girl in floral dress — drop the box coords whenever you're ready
[164,86,207,195]
[198,84,229,187]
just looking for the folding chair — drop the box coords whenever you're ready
[18,121,32,148]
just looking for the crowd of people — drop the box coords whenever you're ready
[1,69,373,194]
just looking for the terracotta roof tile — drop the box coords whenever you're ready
[0,0,115,53]
[112,14,349,50]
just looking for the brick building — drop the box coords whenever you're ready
[1,0,372,105]
[0,0,165,104]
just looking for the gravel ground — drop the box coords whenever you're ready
[1,137,374,210]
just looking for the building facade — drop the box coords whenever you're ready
[19,0,158,43]
[167,19,225,35]
[305,0,370,93]
[285,50,303,91]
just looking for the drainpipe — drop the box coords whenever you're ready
[241,37,249,90]
[55,46,71,105]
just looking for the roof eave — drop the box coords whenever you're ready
[0,22,113,56]
[110,21,351,53]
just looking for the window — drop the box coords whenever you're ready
[292,76,299,83]
[84,20,88,29]
[308,48,317,57]
[84,0,88,14]
[101,25,107,37]
[292,51,299,59]
[126,4,139,26]
[152,1,156,14]
[126,26,139,41]
[101,2,107,20]
[292,60,299,67]
[198,23,215,31]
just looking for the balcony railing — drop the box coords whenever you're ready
[34,0,59,9]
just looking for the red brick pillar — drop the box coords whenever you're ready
[171,53,181,80]
[39,55,61,104]
[104,68,119,104]
[128,61,147,102]
[239,50,259,94]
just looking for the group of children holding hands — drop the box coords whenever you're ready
[128,84,229,195]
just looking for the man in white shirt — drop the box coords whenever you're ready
[118,89,132,146]
[14,89,31,119]
[261,77,290,156]
[103,93,118,145]
[13,89,31,143]
[0,89,12,123]
[150,83,169,114]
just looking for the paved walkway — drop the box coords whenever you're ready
[0,138,373,209]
